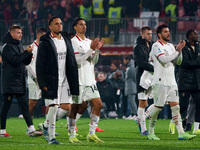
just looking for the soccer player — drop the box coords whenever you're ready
[147,24,196,140]
[133,26,154,136]
[0,25,42,137]
[173,29,200,134]
[27,27,47,119]
[68,17,105,143]
[36,16,79,144]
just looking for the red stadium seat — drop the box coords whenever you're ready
[195,21,200,31]
[177,21,185,31]
[185,21,196,30]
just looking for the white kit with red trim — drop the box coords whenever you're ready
[71,34,98,86]
[27,40,39,84]
[50,33,69,86]
[150,40,179,86]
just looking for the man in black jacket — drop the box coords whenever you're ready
[0,25,42,137]
[133,26,154,136]
[177,29,200,134]
[36,16,79,144]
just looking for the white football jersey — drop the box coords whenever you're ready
[150,40,179,86]
[71,34,99,86]
[27,41,38,84]
[50,33,68,86]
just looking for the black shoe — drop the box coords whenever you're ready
[184,123,192,131]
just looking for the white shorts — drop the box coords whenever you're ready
[73,84,100,104]
[28,83,41,100]
[138,92,148,100]
[152,84,179,107]
[45,82,72,106]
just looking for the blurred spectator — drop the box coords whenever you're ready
[19,7,29,20]
[92,0,107,38]
[124,0,140,17]
[23,0,34,14]
[63,1,79,32]
[19,7,29,43]
[51,1,65,20]
[108,62,125,117]
[30,1,42,39]
[12,3,20,19]
[97,72,116,118]
[165,0,178,41]
[183,0,198,17]
[40,0,51,21]
[164,0,178,8]
[107,2,125,43]
[123,55,137,119]
[3,4,12,30]
[79,0,92,36]
[73,0,83,5]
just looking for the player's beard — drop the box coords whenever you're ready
[162,35,170,42]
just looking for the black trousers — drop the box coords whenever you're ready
[1,93,33,129]
[179,91,200,122]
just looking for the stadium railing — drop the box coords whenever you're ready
[0,17,199,45]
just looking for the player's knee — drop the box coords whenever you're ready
[171,104,180,112]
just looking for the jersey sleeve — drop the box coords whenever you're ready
[71,39,93,65]
[152,43,179,64]
[152,43,165,58]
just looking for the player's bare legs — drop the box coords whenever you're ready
[29,99,38,119]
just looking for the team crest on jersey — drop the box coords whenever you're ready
[158,48,162,53]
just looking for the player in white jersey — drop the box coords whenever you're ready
[27,27,47,119]
[36,16,79,144]
[68,17,105,143]
[147,24,196,140]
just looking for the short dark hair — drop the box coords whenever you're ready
[123,55,132,61]
[140,26,151,33]
[9,25,22,32]
[36,27,47,34]
[157,24,168,38]
[72,17,85,27]
[48,16,59,25]
[186,29,195,40]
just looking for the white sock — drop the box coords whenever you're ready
[170,119,173,123]
[68,117,76,138]
[89,114,99,135]
[171,105,184,135]
[44,112,49,128]
[76,113,82,122]
[149,107,162,135]
[138,107,147,132]
[145,104,155,119]
[1,129,6,134]
[193,122,200,131]
[28,125,36,132]
[56,108,68,121]
[48,106,58,140]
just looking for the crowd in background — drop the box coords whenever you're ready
[0,0,200,39]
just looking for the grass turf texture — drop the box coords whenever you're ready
[0,118,200,150]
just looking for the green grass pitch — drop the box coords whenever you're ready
[0,118,200,150]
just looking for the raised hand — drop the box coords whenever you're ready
[176,40,186,53]
[26,45,34,53]
[90,38,99,50]
[97,38,105,49]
